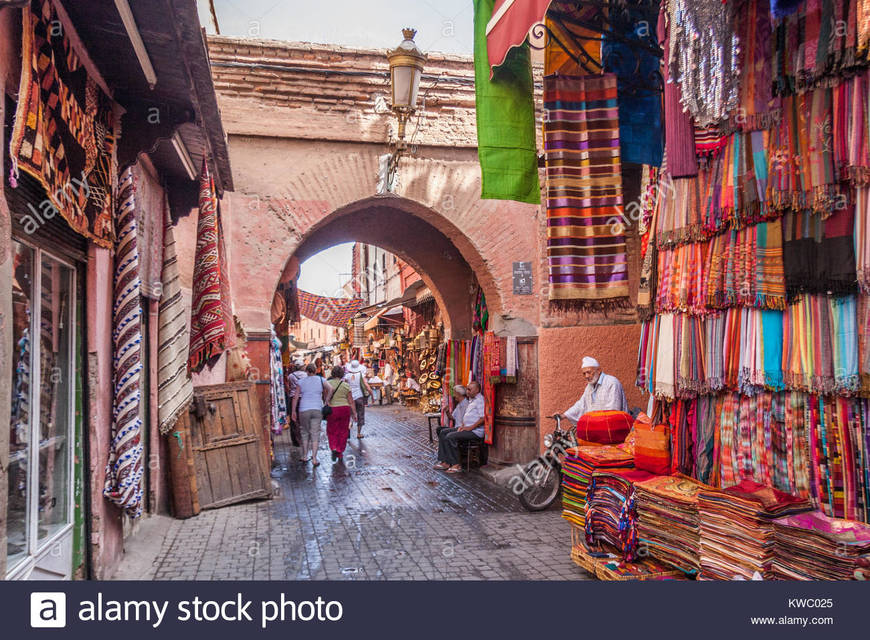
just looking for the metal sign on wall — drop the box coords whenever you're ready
[512,261,533,295]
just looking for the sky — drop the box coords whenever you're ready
[201,0,474,55]
[198,1,475,295]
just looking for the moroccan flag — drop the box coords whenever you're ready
[473,0,540,205]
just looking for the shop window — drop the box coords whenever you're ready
[7,240,75,576]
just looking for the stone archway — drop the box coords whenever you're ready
[277,195,500,339]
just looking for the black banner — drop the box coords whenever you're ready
[5,580,868,638]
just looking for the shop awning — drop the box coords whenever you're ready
[485,0,552,73]
[363,307,390,331]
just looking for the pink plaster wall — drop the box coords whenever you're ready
[537,324,646,450]
[86,246,123,578]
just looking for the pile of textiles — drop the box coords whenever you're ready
[698,480,813,580]
[584,469,655,560]
[635,475,704,574]
[772,511,870,580]
[561,446,634,529]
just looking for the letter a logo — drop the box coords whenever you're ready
[30,592,67,628]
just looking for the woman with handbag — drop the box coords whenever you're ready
[325,365,358,462]
[291,363,334,467]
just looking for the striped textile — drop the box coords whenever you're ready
[188,162,234,373]
[543,73,630,308]
[103,168,144,518]
[157,200,192,434]
[297,290,363,327]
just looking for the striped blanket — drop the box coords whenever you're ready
[103,168,144,518]
[543,73,630,308]
[157,201,192,434]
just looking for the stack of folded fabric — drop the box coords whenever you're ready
[585,468,655,560]
[561,445,633,529]
[635,475,704,575]
[698,480,813,580]
[772,511,870,580]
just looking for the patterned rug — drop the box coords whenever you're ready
[9,0,115,247]
[157,200,193,434]
[543,73,630,308]
[103,168,144,518]
[297,290,363,327]
[188,161,235,373]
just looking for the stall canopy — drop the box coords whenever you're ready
[363,305,404,330]
[485,0,552,72]
[297,290,363,327]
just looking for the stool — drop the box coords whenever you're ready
[424,413,441,443]
[460,441,483,471]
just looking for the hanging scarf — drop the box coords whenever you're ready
[655,242,708,314]
[667,0,740,128]
[269,326,287,435]
[783,206,857,298]
[659,5,698,178]
[733,0,777,131]
[655,313,676,398]
[859,295,870,394]
[103,168,144,518]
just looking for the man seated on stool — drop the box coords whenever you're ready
[559,356,628,423]
[437,385,468,439]
[433,381,484,474]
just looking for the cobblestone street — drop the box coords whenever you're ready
[115,405,591,580]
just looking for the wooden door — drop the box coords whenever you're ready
[189,382,272,510]
[490,338,540,465]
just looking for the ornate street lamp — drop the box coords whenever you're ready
[387,28,427,147]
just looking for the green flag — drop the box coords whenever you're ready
[473,0,540,204]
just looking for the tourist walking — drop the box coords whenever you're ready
[343,360,371,439]
[326,365,357,462]
[291,363,333,466]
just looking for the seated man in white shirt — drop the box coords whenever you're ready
[560,356,628,424]
[437,385,468,439]
[433,381,485,473]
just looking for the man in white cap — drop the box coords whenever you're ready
[560,356,628,423]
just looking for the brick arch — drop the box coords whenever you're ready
[277,196,503,340]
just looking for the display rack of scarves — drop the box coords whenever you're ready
[655,242,708,313]
[767,89,843,216]
[637,299,862,399]
[653,132,773,249]
[782,295,859,395]
[772,0,870,96]
[703,220,787,310]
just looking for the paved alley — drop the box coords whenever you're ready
[115,405,590,581]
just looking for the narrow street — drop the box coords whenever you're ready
[115,406,589,581]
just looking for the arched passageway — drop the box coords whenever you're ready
[276,196,501,340]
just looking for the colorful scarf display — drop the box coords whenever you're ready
[269,326,287,435]
[655,242,708,314]
[703,221,787,310]
[773,0,869,95]
[544,73,629,307]
[855,188,870,291]
[103,168,144,518]
[9,0,116,248]
[157,202,192,434]
[188,162,235,373]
